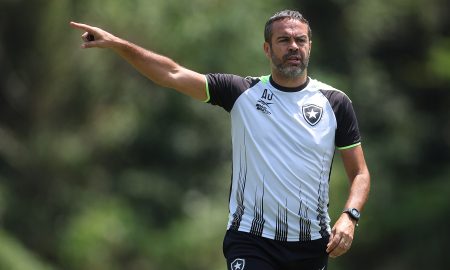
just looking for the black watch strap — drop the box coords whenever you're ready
[343,208,361,222]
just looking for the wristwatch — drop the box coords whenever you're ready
[343,208,360,222]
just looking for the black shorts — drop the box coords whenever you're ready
[223,230,329,270]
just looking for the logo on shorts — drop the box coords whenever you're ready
[302,104,323,126]
[231,258,246,270]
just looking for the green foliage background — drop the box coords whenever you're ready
[1,0,449,269]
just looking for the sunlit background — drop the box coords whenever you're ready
[1,0,449,269]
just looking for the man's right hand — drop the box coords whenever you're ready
[70,22,119,49]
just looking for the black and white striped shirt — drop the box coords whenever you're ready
[206,74,361,241]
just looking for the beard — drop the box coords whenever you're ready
[270,47,310,79]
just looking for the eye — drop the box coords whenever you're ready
[296,38,307,44]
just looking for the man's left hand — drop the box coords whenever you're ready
[326,213,357,258]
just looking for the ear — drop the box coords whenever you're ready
[263,42,271,59]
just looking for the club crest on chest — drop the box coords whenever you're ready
[302,104,323,126]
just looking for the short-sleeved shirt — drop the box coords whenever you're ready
[206,74,361,241]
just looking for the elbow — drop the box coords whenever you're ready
[155,67,181,89]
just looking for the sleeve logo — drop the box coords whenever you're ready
[231,258,246,270]
[302,104,323,126]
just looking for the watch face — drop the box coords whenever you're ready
[351,209,360,218]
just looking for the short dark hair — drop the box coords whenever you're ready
[264,10,312,43]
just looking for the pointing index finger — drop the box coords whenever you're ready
[69,21,94,32]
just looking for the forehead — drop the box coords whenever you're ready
[271,18,309,38]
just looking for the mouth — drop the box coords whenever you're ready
[285,55,301,65]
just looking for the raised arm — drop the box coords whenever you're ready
[70,22,207,101]
[326,145,371,258]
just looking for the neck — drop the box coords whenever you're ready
[271,70,308,88]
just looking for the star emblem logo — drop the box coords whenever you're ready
[231,258,246,270]
[302,104,323,126]
[307,108,319,119]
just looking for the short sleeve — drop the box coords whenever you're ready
[206,73,256,112]
[320,90,361,149]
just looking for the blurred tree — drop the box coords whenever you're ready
[0,229,54,270]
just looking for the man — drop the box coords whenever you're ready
[71,9,370,270]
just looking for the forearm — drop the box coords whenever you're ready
[111,39,181,88]
[340,145,371,212]
[344,171,370,211]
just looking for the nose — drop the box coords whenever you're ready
[288,39,299,52]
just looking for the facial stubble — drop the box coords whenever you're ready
[270,46,310,79]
